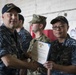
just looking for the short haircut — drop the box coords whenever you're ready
[19,14,24,24]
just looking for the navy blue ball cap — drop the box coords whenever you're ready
[2,3,21,14]
[50,16,69,25]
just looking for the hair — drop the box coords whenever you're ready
[42,21,46,29]
[19,14,24,24]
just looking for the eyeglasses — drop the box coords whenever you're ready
[52,25,65,30]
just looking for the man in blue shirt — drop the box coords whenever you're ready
[0,3,38,75]
[16,14,32,75]
[43,16,76,75]
[16,14,32,52]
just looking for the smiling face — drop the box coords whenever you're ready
[2,9,19,30]
[52,21,69,39]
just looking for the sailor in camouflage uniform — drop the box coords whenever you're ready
[27,14,51,75]
[0,3,38,75]
[28,14,51,52]
[43,16,76,75]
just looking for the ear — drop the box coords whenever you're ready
[2,15,4,19]
[66,25,69,32]
[19,20,23,24]
[40,24,43,29]
[67,25,69,30]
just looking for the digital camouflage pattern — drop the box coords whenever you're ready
[28,33,51,52]
[27,33,51,75]
[17,27,32,52]
[48,35,76,75]
[29,14,46,24]
[0,24,24,75]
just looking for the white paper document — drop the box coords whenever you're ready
[31,41,51,64]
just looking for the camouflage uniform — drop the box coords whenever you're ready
[17,27,32,52]
[27,14,51,75]
[46,35,76,75]
[28,33,50,52]
[46,15,76,75]
[27,34,50,75]
[0,25,24,75]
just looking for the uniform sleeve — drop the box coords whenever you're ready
[27,40,33,52]
[42,35,51,43]
[22,35,32,52]
[18,30,32,52]
[27,39,36,52]
[0,34,9,58]
[71,45,76,65]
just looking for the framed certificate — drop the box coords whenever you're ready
[31,41,51,64]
